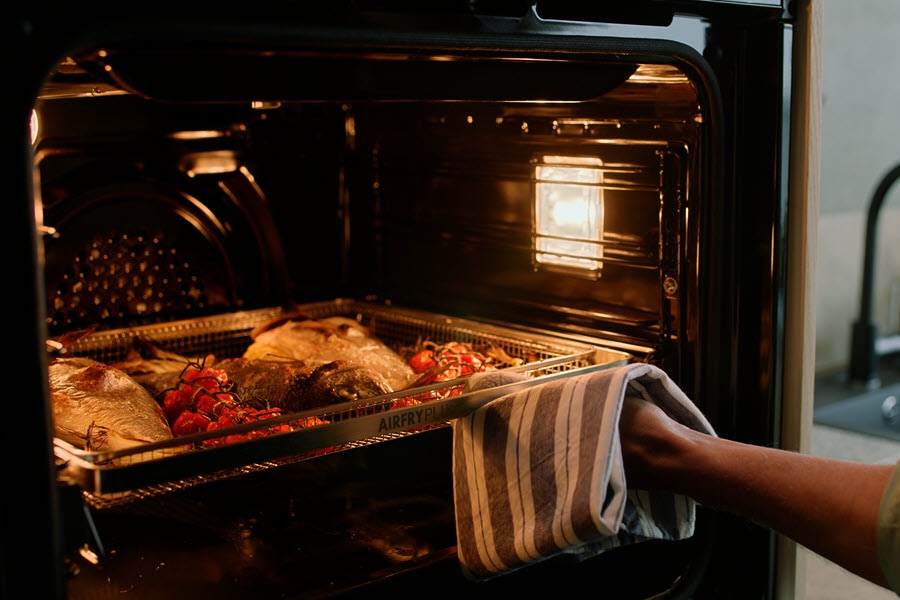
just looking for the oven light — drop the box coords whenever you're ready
[30,109,39,145]
[534,156,604,273]
[168,130,228,141]
[177,150,240,176]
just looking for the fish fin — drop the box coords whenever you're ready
[49,324,99,355]
[250,309,314,339]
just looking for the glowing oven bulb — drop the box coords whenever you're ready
[31,109,39,145]
[534,156,604,273]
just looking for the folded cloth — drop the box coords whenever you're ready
[452,362,715,580]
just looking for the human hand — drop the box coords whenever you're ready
[618,394,699,493]
[618,393,897,591]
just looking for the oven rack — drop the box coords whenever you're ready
[53,299,632,507]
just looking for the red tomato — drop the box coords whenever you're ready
[193,392,217,416]
[172,410,211,437]
[290,415,325,428]
[184,367,229,391]
[204,414,243,446]
[409,349,436,373]
[215,411,240,428]
[391,397,422,410]
[458,353,481,366]
[163,388,195,425]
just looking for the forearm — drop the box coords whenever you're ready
[663,429,893,586]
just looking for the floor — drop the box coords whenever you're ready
[803,354,900,600]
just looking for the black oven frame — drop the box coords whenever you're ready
[13,2,797,598]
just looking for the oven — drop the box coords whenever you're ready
[13,2,816,599]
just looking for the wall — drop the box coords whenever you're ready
[815,0,900,373]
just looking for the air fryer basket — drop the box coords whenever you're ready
[54,298,632,508]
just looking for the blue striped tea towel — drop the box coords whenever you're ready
[451,362,715,580]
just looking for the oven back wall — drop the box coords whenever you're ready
[347,101,701,354]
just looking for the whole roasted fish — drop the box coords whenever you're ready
[215,357,394,412]
[245,315,417,391]
[113,337,399,412]
[50,356,174,452]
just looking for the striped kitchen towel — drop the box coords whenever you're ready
[451,362,715,580]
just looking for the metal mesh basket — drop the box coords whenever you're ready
[54,298,632,507]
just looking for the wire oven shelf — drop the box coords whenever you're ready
[53,298,632,508]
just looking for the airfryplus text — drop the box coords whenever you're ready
[377,402,457,433]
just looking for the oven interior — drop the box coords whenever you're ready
[37,32,705,364]
[29,11,736,599]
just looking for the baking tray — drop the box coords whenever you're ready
[53,298,632,507]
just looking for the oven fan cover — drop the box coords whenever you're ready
[41,170,290,337]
